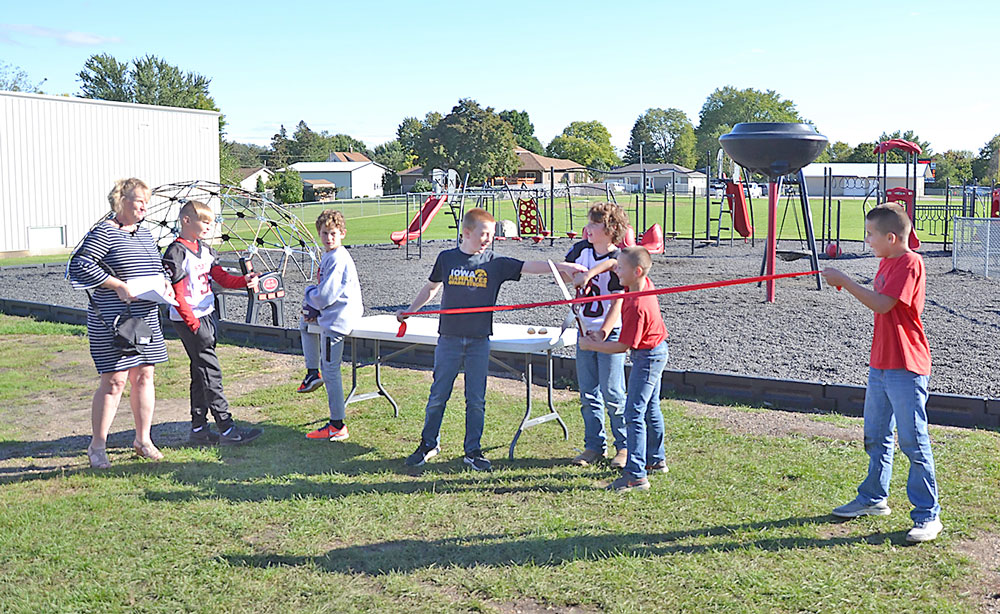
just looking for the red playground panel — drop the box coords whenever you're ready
[992,188,1000,218]
[884,187,920,249]
[517,198,545,236]
[390,194,448,246]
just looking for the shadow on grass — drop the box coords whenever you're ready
[222,514,909,574]
[0,420,596,498]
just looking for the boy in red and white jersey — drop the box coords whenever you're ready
[162,200,262,446]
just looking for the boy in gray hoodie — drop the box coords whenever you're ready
[302,210,364,441]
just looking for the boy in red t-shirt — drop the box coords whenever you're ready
[579,246,669,492]
[822,203,941,543]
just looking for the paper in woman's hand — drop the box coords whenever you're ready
[127,275,178,306]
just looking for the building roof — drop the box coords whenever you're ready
[801,163,932,179]
[514,147,583,173]
[0,90,221,116]
[326,151,371,163]
[609,162,704,177]
[236,166,272,181]
[285,161,390,173]
[399,166,424,176]
[303,179,336,186]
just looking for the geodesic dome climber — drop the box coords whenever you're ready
[145,180,321,326]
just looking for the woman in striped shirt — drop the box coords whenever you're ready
[68,178,173,468]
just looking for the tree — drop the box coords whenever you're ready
[266,169,303,204]
[269,125,292,168]
[624,108,696,168]
[255,174,267,193]
[499,109,544,154]
[415,99,519,184]
[547,120,620,170]
[397,113,440,161]
[695,86,804,158]
[932,150,973,186]
[219,141,241,186]
[289,120,328,162]
[814,140,852,163]
[373,139,413,195]
[228,141,268,167]
[972,134,1000,184]
[846,142,878,163]
[0,61,45,92]
[78,53,215,110]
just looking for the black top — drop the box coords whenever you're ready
[429,248,523,337]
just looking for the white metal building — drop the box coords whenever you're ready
[800,163,932,198]
[0,91,221,255]
[285,161,389,199]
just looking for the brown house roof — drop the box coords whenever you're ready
[514,147,582,173]
[328,151,371,162]
[237,166,271,181]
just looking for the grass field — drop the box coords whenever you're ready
[1,313,998,613]
[0,194,962,269]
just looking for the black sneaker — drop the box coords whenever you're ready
[297,372,324,393]
[404,442,440,467]
[463,450,492,472]
[189,426,219,445]
[218,425,262,446]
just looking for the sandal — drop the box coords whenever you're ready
[132,441,164,461]
[87,446,111,469]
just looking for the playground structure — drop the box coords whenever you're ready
[719,122,828,302]
[67,180,321,326]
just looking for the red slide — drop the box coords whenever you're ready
[390,194,448,245]
[726,182,754,238]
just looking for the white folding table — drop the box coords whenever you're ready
[311,315,577,459]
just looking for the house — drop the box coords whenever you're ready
[399,166,427,193]
[800,163,933,198]
[607,162,708,195]
[302,178,338,202]
[326,151,371,163]
[503,148,587,185]
[284,161,390,199]
[0,90,220,255]
[236,166,274,193]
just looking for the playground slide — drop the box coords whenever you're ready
[726,182,754,238]
[389,194,448,246]
[639,223,664,254]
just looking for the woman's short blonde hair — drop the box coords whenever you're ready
[107,178,150,213]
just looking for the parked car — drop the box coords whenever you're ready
[745,182,763,198]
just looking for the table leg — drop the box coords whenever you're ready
[373,339,399,417]
[507,351,569,460]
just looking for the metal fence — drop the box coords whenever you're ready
[952,218,1000,277]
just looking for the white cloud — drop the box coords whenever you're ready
[0,23,121,46]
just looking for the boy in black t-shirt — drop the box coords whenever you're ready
[397,208,585,471]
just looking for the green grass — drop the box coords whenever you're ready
[1,314,998,612]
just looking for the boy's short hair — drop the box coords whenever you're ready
[107,178,149,213]
[588,202,628,243]
[619,246,652,276]
[462,208,495,230]
[179,200,214,223]
[866,203,912,239]
[315,209,347,233]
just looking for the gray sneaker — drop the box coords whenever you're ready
[906,518,943,543]
[831,499,891,518]
[218,425,262,446]
[571,449,603,466]
[463,450,493,472]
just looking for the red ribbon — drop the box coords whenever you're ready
[396,270,820,337]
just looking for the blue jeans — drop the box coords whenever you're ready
[623,341,669,480]
[420,335,490,455]
[321,332,346,421]
[857,367,940,522]
[576,328,627,453]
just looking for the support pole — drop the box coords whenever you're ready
[766,181,779,302]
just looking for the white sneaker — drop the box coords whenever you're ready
[906,518,943,543]
[831,499,891,518]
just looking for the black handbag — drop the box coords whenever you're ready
[87,293,154,357]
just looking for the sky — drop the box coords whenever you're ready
[3,0,998,156]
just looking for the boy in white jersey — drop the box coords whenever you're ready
[162,200,263,445]
[564,203,629,468]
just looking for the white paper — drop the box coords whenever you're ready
[127,275,178,306]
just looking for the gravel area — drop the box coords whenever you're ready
[3,237,999,398]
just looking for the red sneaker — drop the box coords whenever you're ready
[306,422,349,441]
